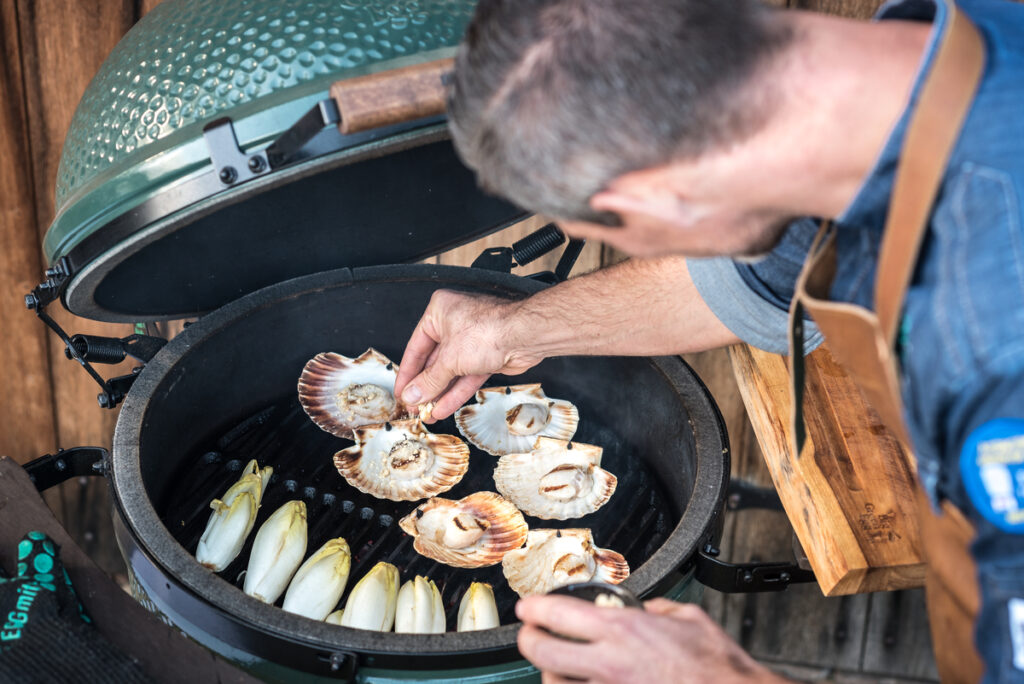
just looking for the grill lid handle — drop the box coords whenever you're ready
[329,58,454,136]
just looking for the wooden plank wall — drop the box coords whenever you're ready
[0,0,939,679]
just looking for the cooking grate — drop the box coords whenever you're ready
[160,394,678,629]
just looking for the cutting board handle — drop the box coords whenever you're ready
[330,57,454,135]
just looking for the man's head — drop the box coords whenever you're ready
[448,0,794,257]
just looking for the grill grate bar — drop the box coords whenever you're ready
[160,397,678,629]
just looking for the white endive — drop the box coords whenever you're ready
[243,500,307,603]
[395,576,446,634]
[195,460,273,572]
[457,582,500,632]
[325,609,345,625]
[282,537,352,620]
[339,562,399,631]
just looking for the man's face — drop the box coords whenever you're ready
[558,199,790,260]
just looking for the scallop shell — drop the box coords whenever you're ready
[455,384,578,456]
[398,492,528,568]
[333,419,469,501]
[298,348,412,439]
[494,437,616,520]
[502,528,629,597]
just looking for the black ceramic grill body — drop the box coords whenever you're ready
[109,264,730,678]
[34,0,731,679]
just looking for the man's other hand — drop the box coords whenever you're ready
[516,595,789,684]
[394,289,542,421]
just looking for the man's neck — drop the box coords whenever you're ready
[683,11,933,220]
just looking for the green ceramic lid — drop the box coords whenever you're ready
[47,0,524,321]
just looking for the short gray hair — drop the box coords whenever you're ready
[448,0,791,224]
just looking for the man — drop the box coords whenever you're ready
[394,0,1024,681]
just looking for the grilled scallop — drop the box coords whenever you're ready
[455,384,578,456]
[298,348,412,439]
[494,438,616,520]
[502,528,629,597]
[398,492,528,568]
[333,419,469,501]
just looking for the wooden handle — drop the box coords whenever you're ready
[330,57,454,135]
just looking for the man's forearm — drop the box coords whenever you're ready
[505,257,740,359]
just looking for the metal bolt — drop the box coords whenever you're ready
[98,393,112,408]
[329,653,347,672]
[219,166,238,184]
[247,156,266,173]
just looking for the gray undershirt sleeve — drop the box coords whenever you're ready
[687,256,824,356]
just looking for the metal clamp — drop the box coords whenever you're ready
[23,447,108,492]
[693,479,816,593]
[25,262,166,409]
[694,545,815,593]
[202,117,270,186]
[316,649,358,681]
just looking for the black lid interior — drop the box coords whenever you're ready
[63,130,525,322]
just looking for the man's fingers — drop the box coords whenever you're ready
[516,596,611,642]
[429,374,489,421]
[542,673,590,684]
[517,625,598,680]
[402,354,462,407]
[396,321,440,403]
[643,598,706,622]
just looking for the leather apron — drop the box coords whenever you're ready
[787,4,985,681]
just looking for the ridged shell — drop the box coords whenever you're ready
[502,528,629,597]
[334,419,469,502]
[455,384,578,456]
[298,348,412,439]
[399,492,528,568]
[494,438,617,520]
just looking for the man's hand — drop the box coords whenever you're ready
[395,258,739,422]
[394,290,542,421]
[516,595,788,684]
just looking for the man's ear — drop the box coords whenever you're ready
[590,184,696,227]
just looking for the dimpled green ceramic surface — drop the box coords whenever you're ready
[46,0,475,264]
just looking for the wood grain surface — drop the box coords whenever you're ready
[0,2,57,465]
[13,0,137,577]
[331,57,454,135]
[730,344,926,595]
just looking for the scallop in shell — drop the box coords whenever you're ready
[398,492,528,568]
[334,419,469,501]
[298,348,411,439]
[455,384,578,456]
[502,528,629,597]
[494,437,616,520]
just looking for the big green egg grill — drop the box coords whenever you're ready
[22,0,809,681]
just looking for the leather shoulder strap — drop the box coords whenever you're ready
[874,2,985,345]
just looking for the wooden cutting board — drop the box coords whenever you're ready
[729,343,926,595]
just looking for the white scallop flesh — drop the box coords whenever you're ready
[298,349,409,438]
[502,529,629,597]
[455,384,578,456]
[333,419,469,501]
[493,438,617,520]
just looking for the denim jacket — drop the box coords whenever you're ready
[688,0,1024,679]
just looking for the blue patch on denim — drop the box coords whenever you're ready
[961,419,1024,533]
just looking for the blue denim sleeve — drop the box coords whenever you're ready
[686,218,823,355]
[943,373,1024,682]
